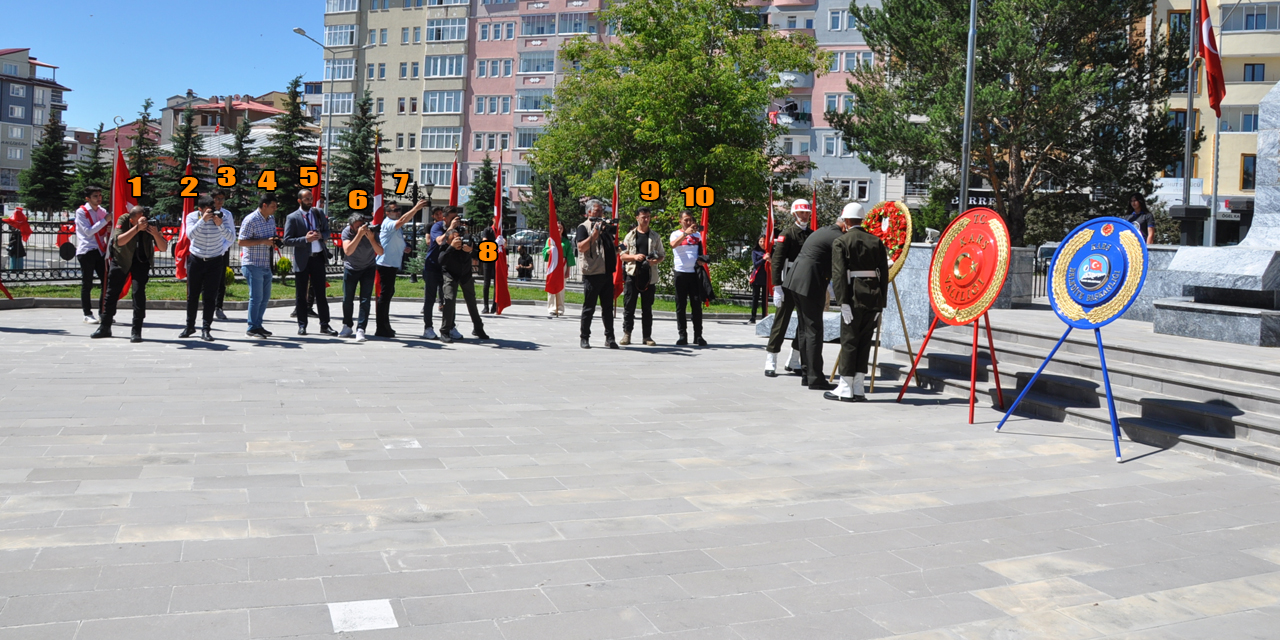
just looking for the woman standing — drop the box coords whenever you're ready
[749,235,769,323]
[1126,193,1156,244]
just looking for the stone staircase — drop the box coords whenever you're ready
[875,307,1280,474]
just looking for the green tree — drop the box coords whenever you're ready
[258,75,318,223]
[125,98,162,208]
[520,171,582,232]
[66,123,111,210]
[17,118,70,214]
[529,0,825,259]
[153,107,208,219]
[222,118,259,215]
[328,91,386,221]
[464,155,513,231]
[829,0,1189,246]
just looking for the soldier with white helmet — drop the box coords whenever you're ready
[826,202,889,402]
[764,199,814,377]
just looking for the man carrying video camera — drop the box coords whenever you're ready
[619,206,665,346]
[437,217,489,343]
[575,199,619,349]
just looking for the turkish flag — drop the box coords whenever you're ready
[545,186,564,296]
[174,159,194,280]
[311,147,324,203]
[1198,0,1225,118]
[763,186,774,310]
[810,183,818,230]
[110,148,138,299]
[701,201,711,308]
[371,147,385,225]
[0,207,32,242]
[492,159,511,315]
[1089,258,1103,271]
[447,152,459,207]
[611,172,625,299]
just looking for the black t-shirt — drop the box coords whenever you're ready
[1128,210,1154,237]
[634,230,650,258]
[574,219,617,273]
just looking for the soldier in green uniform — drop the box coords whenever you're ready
[826,202,889,402]
[764,199,813,377]
[786,206,861,391]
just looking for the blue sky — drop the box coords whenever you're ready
[9,1,324,132]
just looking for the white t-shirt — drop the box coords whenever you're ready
[670,230,702,273]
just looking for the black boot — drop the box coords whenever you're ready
[91,321,112,339]
[130,326,143,343]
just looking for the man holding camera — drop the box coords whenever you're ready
[238,193,280,338]
[375,200,424,338]
[669,210,707,346]
[284,189,338,337]
[421,206,452,340]
[438,225,489,343]
[339,211,384,342]
[575,199,619,349]
[619,207,665,346]
[765,199,814,377]
[91,205,167,342]
[180,194,236,341]
[211,190,236,322]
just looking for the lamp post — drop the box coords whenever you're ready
[957,0,979,215]
[292,28,372,210]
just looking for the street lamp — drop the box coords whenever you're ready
[293,28,373,211]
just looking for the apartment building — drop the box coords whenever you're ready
[1154,0,1278,244]
[0,48,70,203]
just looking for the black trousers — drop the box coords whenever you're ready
[185,255,221,330]
[78,250,106,316]
[481,261,495,311]
[673,271,702,340]
[839,308,880,377]
[441,272,484,335]
[376,265,399,335]
[622,274,654,339]
[342,265,376,330]
[766,288,800,354]
[750,282,768,320]
[102,260,150,331]
[214,250,230,309]
[294,259,331,327]
[422,267,442,328]
[580,273,615,340]
[793,289,827,386]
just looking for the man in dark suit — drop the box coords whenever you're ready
[283,189,338,336]
[827,203,889,402]
[784,203,863,390]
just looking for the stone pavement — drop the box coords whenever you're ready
[1,302,1279,639]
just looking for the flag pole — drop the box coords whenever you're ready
[1209,0,1247,247]
[1181,0,1199,214]
[958,0,978,216]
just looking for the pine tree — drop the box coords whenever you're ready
[153,107,208,219]
[521,171,581,232]
[464,155,512,230]
[222,118,259,215]
[328,91,386,222]
[17,118,70,214]
[66,123,111,210]
[258,75,318,224]
[125,98,162,209]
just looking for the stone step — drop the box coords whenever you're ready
[875,360,1280,475]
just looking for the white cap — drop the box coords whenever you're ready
[790,199,811,214]
[840,202,865,220]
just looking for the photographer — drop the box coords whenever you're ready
[668,210,707,346]
[181,194,236,342]
[438,226,489,343]
[211,190,236,322]
[339,211,384,342]
[479,225,498,313]
[619,207,665,346]
[237,193,280,338]
[574,199,619,349]
[91,205,167,342]
[421,206,456,340]
[375,200,424,338]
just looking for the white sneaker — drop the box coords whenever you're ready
[338,325,354,338]
[83,314,98,324]
[422,327,439,340]
[449,328,463,340]
[355,329,367,343]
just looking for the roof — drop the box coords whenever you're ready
[0,48,30,57]
[192,100,287,115]
[158,128,278,157]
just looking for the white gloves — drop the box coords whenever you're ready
[772,286,783,307]
[841,304,853,324]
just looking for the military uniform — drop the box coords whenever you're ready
[829,227,889,400]
[765,221,812,364]
[784,224,845,389]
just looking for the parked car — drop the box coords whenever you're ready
[507,229,548,252]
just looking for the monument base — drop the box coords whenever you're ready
[754,311,842,343]
[1153,297,1280,347]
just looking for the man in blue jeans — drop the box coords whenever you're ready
[238,194,280,338]
[339,212,383,342]
[421,206,457,340]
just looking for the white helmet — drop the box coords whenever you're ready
[840,202,865,221]
[790,199,811,214]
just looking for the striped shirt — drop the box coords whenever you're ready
[238,210,276,268]
[185,210,235,259]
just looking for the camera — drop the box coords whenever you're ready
[271,237,284,248]
[589,217,617,237]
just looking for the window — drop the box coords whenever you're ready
[823,136,836,156]
[475,95,486,114]
[408,133,416,150]
[829,53,840,72]
[1223,3,1278,31]
[1220,106,1260,132]
[369,0,386,9]
[502,96,511,113]
[520,52,555,74]
[1,63,17,76]
[402,27,410,44]
[407,0,424,6]
[323,93,354,115]
[32,88,44,105]
[829,10,849,30]
[422,127,462,150]
[859,52,874,68]
[786,15,797,28]
[6,147,21,160]
[483,0,517,4]
[426,55,463,77]
[8,105,25,119]
[409,97,418,113]
[325,24,356,46]
[421,163,453,186]
[516,128,542,149]
[474,132,484,150]
[398,97,406,114]
[396,133,405,150]
[368,29,376,45]
[400,62,408,79]
[8,126,24,139]
[9,85,26,98]
[424,90,464,113]
[515,165,534,186]
[503,60,513,76]
[1242,155,1257,190]
[506,22,516,39]
[413,27,421,43]
[325,58,355,80]
[376,97,384,114]
[559,12,592,34]
[427,18,467,41]
[825,94,853,113]
[522,15,557,35]
[517,90,551,111]
[1245,64,1266,82]
[32,109,43,125]
[843,52,857,72]
[480,24,489,40]
[380,28,388,44]
[499,133,509,150]
[806,18,814,28]
[489,97,499,113]
[367,63,375,79]
[429,0,468,4]
[412,62,420,78]
[378,63,386,79]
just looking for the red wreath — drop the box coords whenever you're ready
[862,201,911,273]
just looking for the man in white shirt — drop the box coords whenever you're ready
[211,190,237,321]
[180,194,236,341]
[74,185,111,323]
[668,210,707,346]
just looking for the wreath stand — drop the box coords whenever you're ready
[895,312,1005,424]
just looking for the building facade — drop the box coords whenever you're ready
[0,48,70,203]
[1154,0,1278,244]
